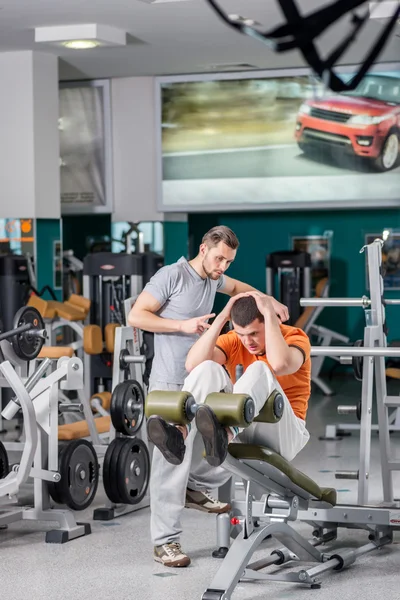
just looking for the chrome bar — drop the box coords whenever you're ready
[300,296,370,308]
[122,355,146,364]
[311,347,400,357]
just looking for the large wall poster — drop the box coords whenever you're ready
[158,69,400,212]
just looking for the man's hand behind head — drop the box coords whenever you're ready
[240,291,289,323]
[220,292,250,323]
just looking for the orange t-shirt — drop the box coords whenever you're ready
[216,325,311,421]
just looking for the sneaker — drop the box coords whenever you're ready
[154,542,191,567]
[195,405,228,467]
[147,416,185,465]
[185,489,231,514]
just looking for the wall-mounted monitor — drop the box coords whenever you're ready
[156,65,400,212]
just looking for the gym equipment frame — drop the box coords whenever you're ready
[93,297,150,521]
[0,356,91,543]
[205,239,400,599]
[301,244,400,446]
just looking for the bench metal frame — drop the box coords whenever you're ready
[207,452,396,600]
[205,239,400,599]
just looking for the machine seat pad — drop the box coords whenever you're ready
[38,346,74,359]
[58,416,111,440]
[386,368,400,380]
[228,443,336,506]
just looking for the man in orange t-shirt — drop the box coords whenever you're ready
[148,291,311,468]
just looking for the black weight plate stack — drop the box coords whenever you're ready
[0,441,9,479]
[49,440,99,511]
[110,380,145,436]
[115,438,150,505]
[352,340,364,381]
[48,444,68,505]
[11,306,45,361]
[102,438,126,504]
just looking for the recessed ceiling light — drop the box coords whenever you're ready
[63,40,100,50]
[35,24,126,48]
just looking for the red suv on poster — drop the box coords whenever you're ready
[295,74,400,172]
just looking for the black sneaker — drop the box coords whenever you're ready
[147,416,185,465]
[195,405,228,467]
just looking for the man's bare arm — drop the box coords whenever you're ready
[185,314,227,372]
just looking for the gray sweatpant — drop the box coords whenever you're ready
[149,363,233,546]
[149,360,309,546]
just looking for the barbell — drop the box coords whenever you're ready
[0,306,47,361]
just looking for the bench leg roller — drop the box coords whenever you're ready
[205,393,255,428]
[254,391,284,424]
[145,391,195,425]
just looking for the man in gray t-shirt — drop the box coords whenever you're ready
[143,256,225,387]
[128,226,288,568]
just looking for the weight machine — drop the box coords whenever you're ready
[301,247,400,446]
[93,297,150,522]
[0,306,100,518]
[266,250,311,327]
[82,252,143,399]
[0,311,93,541]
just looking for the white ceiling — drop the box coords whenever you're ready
[0,0,399,81]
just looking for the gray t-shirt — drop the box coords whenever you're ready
[144,257,225,385]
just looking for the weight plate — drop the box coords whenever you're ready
[116,438,150,506]
[102,438,126,504]
[11,306,45,361]
[352,340,364,382]
[110,380,145,435]
[48,444,67,505]
[356,401,362,421]
[51,440,99,511]
[0,441,9,479]
[119,349,131,371]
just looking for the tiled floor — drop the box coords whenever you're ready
[1,375,400,600]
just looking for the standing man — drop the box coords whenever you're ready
[128,226,288,567]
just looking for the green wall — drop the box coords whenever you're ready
[164,221,189,265]
[62,214,112,260]
[187,209,400,342]
[35,219,63,301]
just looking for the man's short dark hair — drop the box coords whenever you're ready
[202,226,239,250]
[231,296,264,328]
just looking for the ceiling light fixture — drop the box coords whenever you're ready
[35,24,127,48]
[62,40,100,50]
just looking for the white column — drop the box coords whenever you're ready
[0,51,60,219]
[111,76,162,222]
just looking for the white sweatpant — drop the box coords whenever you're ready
[149,360,309,546]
